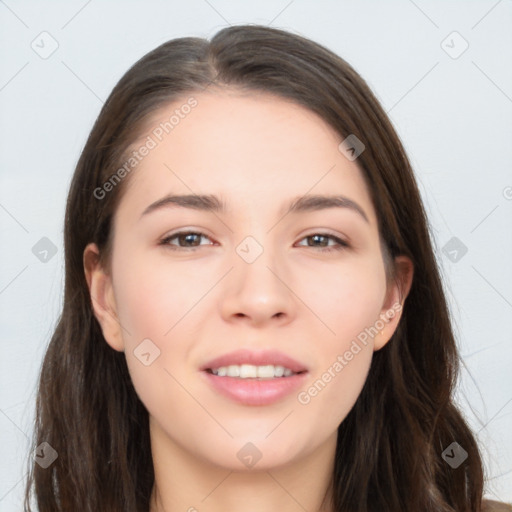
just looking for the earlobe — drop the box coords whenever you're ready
[374,255,414,351]
[83,242,124,352]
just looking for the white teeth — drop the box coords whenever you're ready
[240,364,257,378]
[210,364,298,378]
[216,366,228,377]
[274,365,285,377]
[226,365,240,377]
[257,365,274,378]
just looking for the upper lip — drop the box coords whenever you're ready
[200,349,308,373]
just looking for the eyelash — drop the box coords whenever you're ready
[158,231,349,253]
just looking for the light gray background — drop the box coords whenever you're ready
[1,0,511,509]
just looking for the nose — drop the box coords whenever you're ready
[219,241,295,327]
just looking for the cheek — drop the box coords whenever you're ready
[112,250,204,343]
[111,251,215,407]
[114,267,199,427]
[298,256,387,343]
[303,339,373,429]
[293,259,384,423]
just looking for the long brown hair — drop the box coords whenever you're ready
[24,24,486,511]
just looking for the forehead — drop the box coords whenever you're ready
[115,90,377,226]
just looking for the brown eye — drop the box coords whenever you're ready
[296,233,349,252]
[160,231,213,250]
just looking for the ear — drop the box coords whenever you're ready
[374,255,414,351]
[83,242,124,352]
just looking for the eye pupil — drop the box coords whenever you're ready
[181,233,200,246]
[310,235,328,247]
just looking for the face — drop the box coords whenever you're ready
[85,89,410,471]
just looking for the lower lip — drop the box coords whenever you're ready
[201,371,308,406]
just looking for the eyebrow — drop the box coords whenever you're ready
[139,193,369,223]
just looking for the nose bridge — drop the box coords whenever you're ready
[220,230,294,323]
[235,232,282,292]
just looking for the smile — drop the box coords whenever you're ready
[207,364,301,379]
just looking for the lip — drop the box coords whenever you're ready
[199,348,309,406]
[199,348,308,373]
[201,371,308,406]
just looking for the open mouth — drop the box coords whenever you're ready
[201,364,309,406]
[205,364,307,379]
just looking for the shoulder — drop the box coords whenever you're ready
[482,499,512,511]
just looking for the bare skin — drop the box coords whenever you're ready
[84,89,413,512]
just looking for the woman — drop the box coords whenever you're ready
[23,24,509,511]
